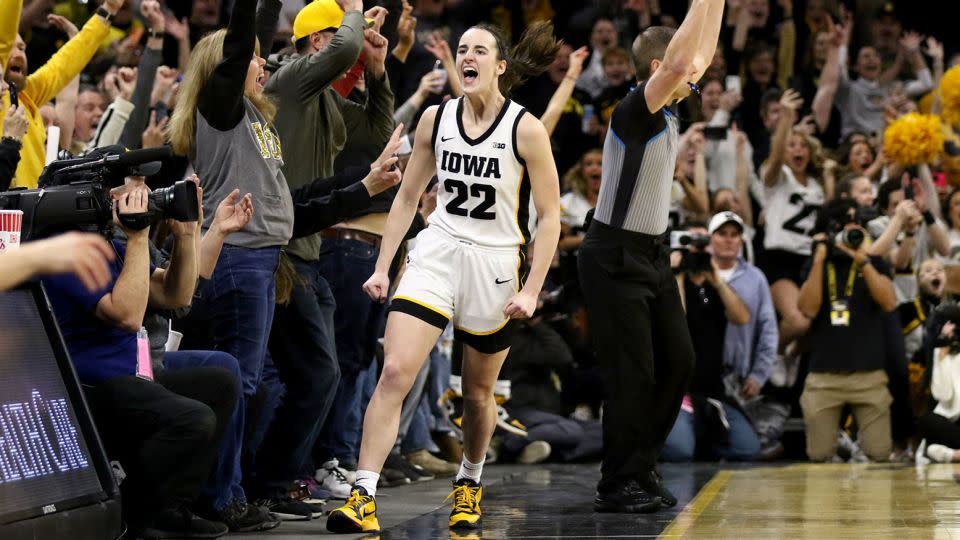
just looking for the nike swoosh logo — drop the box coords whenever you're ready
[441,136,454,142]
[495,278,513,285]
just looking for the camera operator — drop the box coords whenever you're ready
[40,183,237,538]
[662,215,769,461]
[917,313,960,463]
[0,231,114,292]
[868,176,949,302]
[798,198,897,462]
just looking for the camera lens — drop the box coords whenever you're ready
[149,181,199,222]
[834,229,864,249]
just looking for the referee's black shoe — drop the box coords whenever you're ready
[639,469,677,508]
[594,479,662,513]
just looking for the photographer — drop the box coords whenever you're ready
[663,216,767,462]
[40,183,236,538]
[917,317,960,463]
[797,198,897,462]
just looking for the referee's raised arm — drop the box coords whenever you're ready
[641,0,725,113]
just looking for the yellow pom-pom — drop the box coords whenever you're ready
[883,113,944,166]
[941,65,960,126]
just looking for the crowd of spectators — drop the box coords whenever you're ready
[5,0,960,537]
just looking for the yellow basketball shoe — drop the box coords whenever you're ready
[325,487,380,533]
[447,478,483,529]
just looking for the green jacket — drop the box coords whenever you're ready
[266,11,396,260]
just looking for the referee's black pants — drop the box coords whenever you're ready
[578,221,694,492]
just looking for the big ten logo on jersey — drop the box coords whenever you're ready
[251,122,283,160]
[440,150,501,179]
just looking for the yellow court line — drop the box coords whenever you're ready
[659,470,734,539]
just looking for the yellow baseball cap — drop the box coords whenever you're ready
[293,0,374,42]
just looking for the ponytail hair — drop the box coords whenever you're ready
[471,21,562,95]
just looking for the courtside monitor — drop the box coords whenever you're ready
[0,284,115,525]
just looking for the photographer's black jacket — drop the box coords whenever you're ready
[806,255,892,373]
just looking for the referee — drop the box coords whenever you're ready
[579,0,725,514]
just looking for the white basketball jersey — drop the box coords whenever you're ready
[429,97,531,248]
[762,165,824,255]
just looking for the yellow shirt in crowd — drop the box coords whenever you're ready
[1,0,110,188]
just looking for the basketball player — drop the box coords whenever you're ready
[326,22,561,533]
[577,0,725,513]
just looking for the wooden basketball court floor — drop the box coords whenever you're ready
[237,462,960,538]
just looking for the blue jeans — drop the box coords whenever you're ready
[402,396,435,454]
[199,245,279,397]
[163,350,244,510]
[661,403,761,462]
[248,257,340,497]
[189,245,279,467]
[314,238,386,463]
[427,337,454,434]
[501,407,603,462]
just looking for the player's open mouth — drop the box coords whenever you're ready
[462,66,478,84]
[7,64,23,76]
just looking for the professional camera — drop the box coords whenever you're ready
[670,230,712,274]
[933,301,960,349]
[670,231,710,251]
[818,202,879,249]
[0,146,198,240]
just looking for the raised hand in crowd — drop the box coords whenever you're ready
[924,36,944,62]
[895,197,922,232]
[566,46,590,80]
[46,14,78,38]
[140,0,165,33]
[900,31,924,56]
[103,0,125,14]
[680,122,707,154]
[364,28,389,78]
[417,70,446,97]
[334,0,363,13]
[397,0,416,47]
[361,123,404,196]
[106,67,138,102]
[719,87,742,113]
[941,321,956,342]
[141,110,168,149]
[151,66,178,106]
[3,105,29,142]
[795,114,816,136]
[364,6,388,33]
[165,14,190,42]
[780,88,803,118]
[424,31,453,63]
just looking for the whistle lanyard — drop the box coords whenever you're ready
[827,261,859,302]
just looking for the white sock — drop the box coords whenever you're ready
[354,470,379,497]
[456,456,484,483]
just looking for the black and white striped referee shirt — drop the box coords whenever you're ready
[593,81,680,235]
